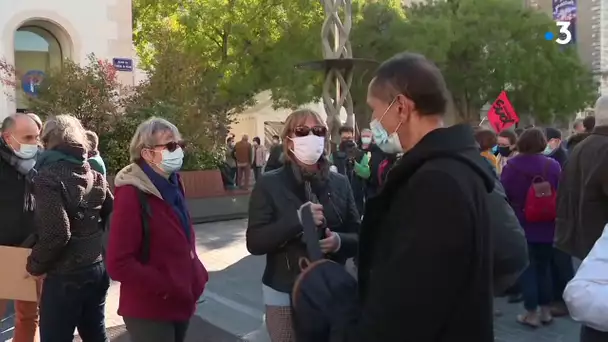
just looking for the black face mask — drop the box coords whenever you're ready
[497,146,512,157]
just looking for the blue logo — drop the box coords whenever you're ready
[543,22,573,45]
[21,70,45,96]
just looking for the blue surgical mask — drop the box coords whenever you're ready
[543,145,553,156]
[370,98,403,154]
[11,135,38,160]
[160,147,184,173]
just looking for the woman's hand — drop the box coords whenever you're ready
[320,228,340,253]
[298,202,325,226]
[310,203,325,226]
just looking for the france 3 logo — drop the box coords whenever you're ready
[544,21,573,45]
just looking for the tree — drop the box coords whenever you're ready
[268,0,597,125]
[399,0,597,123]
[264,0,409,129]
[0,54,126,133]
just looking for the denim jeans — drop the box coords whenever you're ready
[39,262,110,342]
[520,242,553,311]
[551,247,574,302]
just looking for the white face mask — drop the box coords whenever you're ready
[11,135,38,160]
[290,135,325,165]
[159,147,184,173]
[370,98,403,154]
[361,137,372,145]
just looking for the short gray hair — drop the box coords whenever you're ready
[1,113,35,133]
[129,117,181,162]
[41,115,90,150]
[595,95,608,126]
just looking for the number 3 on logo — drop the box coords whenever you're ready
[556,21,572,45]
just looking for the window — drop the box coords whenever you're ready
[14,26,63,110]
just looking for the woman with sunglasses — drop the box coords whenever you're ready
[106,117,208,342]
[246,109,360,341]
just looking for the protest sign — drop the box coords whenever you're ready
[0,246,37,302]
[487,91,519,132]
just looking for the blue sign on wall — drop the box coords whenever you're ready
[21,70,45,96]
[112,58,133,72]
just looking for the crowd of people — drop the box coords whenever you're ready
[0,114,207,342]
[1,51,607,342]
[245,51,608,342]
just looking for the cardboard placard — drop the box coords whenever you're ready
[0,246,37,302]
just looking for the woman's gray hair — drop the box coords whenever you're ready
[41,115,90,150]
[129,117,182,162]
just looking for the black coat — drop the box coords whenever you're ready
[364,144,388,198]
[246,162,360,293]
[556,126,608,259]
[265,143,283,171]
[548,146,568,168]
[350,124,495,342]
[0,144,35,246]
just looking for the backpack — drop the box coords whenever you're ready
[102,188,152,264]
[521,160,557,223]
[291,203,359,342]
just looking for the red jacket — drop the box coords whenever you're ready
[106,163,208,321]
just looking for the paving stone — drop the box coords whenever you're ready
[0,219,584,341]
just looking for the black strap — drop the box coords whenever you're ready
[299,202,324,262]
[137,189,152,264]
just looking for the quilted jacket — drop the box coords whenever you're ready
[246,161,360,293]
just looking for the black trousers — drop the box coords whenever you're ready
[124,317,190,342]
[581,325,608,342]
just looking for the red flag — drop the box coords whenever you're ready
[487,91,519,132]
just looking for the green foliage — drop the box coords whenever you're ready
[399,0,597,123]
[265,0,597,125]
[27,54,125,132]
[98,112,142,175]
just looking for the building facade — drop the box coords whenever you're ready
[529,0,608,94]
[0,0,134,118]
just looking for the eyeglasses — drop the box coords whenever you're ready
[293,125,327,137]
[154,141,186,152]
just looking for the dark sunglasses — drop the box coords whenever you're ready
[294,125,327,137]
[154,141,186,152]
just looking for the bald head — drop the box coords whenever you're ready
[595,95,608,127]
[1,114,40,153]
[26,113,42,129]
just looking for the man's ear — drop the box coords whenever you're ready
[397,94,415,121]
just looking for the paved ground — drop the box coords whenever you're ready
[1,219,582,341]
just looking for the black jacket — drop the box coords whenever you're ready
[246,162,360,293]
[27,145,113,275]
[548,146,568,168]
[351,124,495,342]
[364,144,387,198]
[556,126,608,259]
[0,144,35,246]
[488,178,528,294]
[331,150,366,215]
[265,143,283,171]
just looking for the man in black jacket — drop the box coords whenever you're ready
[265,135,283,171]
[350,52,495,342]
[0,113,40,340]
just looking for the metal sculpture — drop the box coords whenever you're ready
[298,0,375,143]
